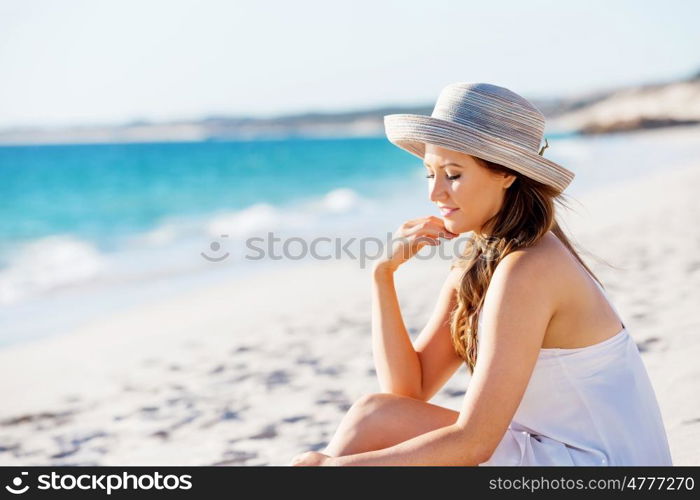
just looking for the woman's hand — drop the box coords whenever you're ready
[374,216,458,273]
[290,450,332,466]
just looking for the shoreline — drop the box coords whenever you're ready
[1,149,699,465]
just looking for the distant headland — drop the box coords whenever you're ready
[1,70,698,146]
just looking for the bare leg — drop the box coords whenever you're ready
[323,392,460,457]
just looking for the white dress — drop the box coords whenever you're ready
[477,278,673,466]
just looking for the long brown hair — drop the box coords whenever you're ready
[448,157,614,373]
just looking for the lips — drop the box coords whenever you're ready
[439,207,459,216]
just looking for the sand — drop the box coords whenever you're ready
[1,134,699,466]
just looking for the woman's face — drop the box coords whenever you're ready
[423,143,516,235]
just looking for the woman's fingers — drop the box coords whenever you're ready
[404,222,457,239]
[411,233,449,251]
[378,215,460,271]
[402,216,431,228]
[400,216,458,236]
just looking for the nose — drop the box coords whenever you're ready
[428,175,448,204]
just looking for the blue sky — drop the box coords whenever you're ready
[0,0,698,128]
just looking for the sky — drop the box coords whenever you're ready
[0,0,698,129]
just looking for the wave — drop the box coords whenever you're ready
[0,235,105,305]
[0,186,407,306]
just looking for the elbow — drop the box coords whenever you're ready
[463,444,495,466]
[379,374,426,400]
[472,445,495,465]
[453,426,498,465]
[403,383,429,402]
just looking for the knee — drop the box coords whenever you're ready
[347,392,397,422]
[324,393,398,456]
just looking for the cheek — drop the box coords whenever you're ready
[446,183,475,225]
[451,181,482,209]
[449,181,495,227]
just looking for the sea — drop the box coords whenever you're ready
[2,127,699,347]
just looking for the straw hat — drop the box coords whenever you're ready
[383,82,575,193]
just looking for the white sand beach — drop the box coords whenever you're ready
[1,127,699,466]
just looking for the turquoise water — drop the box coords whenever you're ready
[1,127,699,346]
[0,138,417,256]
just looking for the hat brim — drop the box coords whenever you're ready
[384,113,575,193]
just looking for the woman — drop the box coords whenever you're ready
[290,83,672,466]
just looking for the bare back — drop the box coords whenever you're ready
[527,231,625,349]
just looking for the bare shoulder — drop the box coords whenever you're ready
[498,232,568,278]
[486,232,565,322]
[446,232,571,309]
[474,235,563,366]
[447,232,565,292]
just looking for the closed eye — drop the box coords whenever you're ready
[425,174,461,181]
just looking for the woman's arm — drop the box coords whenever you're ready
[371,264,423,398]
[331,249,555,466]
[370,216,458,399]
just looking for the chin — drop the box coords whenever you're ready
[443,216,467,233]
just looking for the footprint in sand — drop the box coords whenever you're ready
[231,345,254,355]
[198,408,242,429]
[226,373,252,383]
[50,447,79,459]
[297,354,319,366]
[264,370,290,389]
[249,424,278,440]
[316,390,351,411]
[313,365,344,377]
[636,337,661,353]
[307,441,329,452]
[208,364,226,375]
[213,449,258,465]
[686,261,700,274]
[220,408,240,421]
[51,431,109,460]
[281,415,310,424]
[1,410,76,427]
[0,444,19,454]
